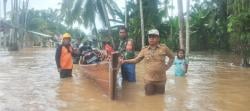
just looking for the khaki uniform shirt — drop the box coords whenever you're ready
[127,44,174,81]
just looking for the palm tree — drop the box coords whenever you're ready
[6,0,29,50]
[177,0,185,49]
[99,0,113,46]
[61,0,123,47]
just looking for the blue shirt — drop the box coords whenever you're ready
[174,56,188,77]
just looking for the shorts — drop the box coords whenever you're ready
[60,69,72,78]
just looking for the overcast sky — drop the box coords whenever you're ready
[0,0,59,18]
[28,0,62,9]
[0,0,187,20]
[0,0,59,13]
[0,0,127,33]
[0,0,125,12]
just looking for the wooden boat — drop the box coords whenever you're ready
[79,52,121,100]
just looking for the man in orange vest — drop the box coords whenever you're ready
[55,33,74,78]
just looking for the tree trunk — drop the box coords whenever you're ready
[139,0,145,48]
[8,0,19,51]
[125,0,128,27]
[93,22,101,48]
[177,0,185,49]
[3,0,7,19]
[170,0,174,49]
[21,0,29,48]
[3,0,8,48]
[185,0,190,56]
[241,57,250,67]
[99,0,115,48]
[0,1,1,19]
[0,0,1,48]
[24,0,29,29]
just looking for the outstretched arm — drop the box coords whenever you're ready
[123,49,144,64]
[124,56,144,64]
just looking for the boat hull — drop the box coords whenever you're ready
[79,52,120,100]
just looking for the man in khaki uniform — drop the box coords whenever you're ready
[122,29,174,95]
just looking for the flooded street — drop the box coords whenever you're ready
[0,48,249,111]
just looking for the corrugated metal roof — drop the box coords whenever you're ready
[28,31,52,38]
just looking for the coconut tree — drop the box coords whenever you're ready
[60,0,123,47]
[125,0,162,49]
[99,0,113,46]
[5,0,30,50]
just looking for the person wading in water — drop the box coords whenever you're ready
[121,29,174,95]
[55,33,75,78]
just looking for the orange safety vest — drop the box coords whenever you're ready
[60,46,73,69]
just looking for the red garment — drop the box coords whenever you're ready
[104,44,114,55]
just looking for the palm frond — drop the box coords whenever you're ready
[96,0,107,26]
[71,0,84,22]
[81,0,96,28]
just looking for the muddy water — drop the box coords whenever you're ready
[0,48,249,111]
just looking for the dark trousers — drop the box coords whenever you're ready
[60,69,72,78]
[121,63,136,82]
[144,81,166,95]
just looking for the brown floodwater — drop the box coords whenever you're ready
[0,48,249,111]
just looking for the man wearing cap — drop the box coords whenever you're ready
[121,29,174,95]
[55,33,74,78]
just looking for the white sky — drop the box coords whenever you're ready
[28,0,61,10]
[0,0,61,19]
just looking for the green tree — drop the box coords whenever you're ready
[127,0,167,50]
[60,0,123,47]
[227,0,250,67]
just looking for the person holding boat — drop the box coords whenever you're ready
[118,26,136,82]
[55,33,75,78]
[121,29,174,95]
